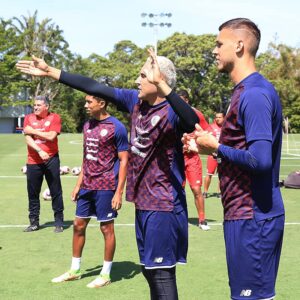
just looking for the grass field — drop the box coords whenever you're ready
[0,133,300,300]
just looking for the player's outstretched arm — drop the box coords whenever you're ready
[16,55,61,80]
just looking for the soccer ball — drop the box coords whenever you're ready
[71,166,81,176]
[60,165,70,175]
[21,166,27,174]
[42,188,52,201]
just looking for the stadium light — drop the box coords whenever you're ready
[141,12,172,54]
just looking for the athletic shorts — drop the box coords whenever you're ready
[75,189,117,222]
[223,216,284,300]
[135,209,188,269]
[206,155,218,175]
[184,153,202,187]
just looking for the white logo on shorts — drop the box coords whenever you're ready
[240,289,252,297]
[107,213,113,218]
[154,257,163,263]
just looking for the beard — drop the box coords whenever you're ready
[218,61,234,74]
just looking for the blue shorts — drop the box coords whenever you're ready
[224,216,284,300]
[135,209,188,269]
[75,189,117,222]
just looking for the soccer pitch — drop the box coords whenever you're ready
[0,133,299,300]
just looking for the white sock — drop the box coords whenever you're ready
[71,257,81,270]
[100,260,113,275]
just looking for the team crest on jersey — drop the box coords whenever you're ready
[100,129,108,137]
[151,115,160,127]
[44,121,51,126]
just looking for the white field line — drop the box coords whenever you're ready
[0,222,300,229]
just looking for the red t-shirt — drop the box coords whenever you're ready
[24,113,61,164]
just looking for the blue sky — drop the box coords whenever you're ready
[2,0,300,57]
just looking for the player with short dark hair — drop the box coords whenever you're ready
[51,95,128,288]
[183,18,284,300]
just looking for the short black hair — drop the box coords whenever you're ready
[219,18,261,56]
[177,89,190,99]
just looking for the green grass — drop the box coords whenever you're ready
[0,133,300,299]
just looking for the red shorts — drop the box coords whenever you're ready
[184,153,202,187]
[206,155,218,175]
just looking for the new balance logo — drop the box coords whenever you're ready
[107,213,113,217]
[240,289,252,297]
[154,257,163,263]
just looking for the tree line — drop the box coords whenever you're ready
[1,11,300,132]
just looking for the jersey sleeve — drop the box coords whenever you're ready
[239,88,273,143]
[59,71,138,114]
[23,115,29,127]
[114,121,129,152]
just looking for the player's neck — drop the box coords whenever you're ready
[230,59,257,85]
[146,95,166,106]
[95,111,110,121]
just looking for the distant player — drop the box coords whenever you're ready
[178,90,210,230]
[203,112,224,198]
[51,96,128,288]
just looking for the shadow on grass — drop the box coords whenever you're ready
[82,261,141,282]
[38,220,73,231]
[188,217,217,226]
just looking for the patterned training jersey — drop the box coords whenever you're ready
[218,72,284,221]
[81,116,128,190]
[113,88,186,212]
[24,113,61,164]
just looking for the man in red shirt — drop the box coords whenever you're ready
[178,90,210,230]
[203,112,224,198]
[23,95,64,233]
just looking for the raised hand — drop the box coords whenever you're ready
[16,55,49,76]
[16,55,61,80]
[145,48,164,86]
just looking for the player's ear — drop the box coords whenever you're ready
[236,40,244,53]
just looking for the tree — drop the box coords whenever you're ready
[158,32,232,118]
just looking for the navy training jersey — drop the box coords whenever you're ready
[81,116,128,190]
[219,72,285,221]
[113,88,186,212]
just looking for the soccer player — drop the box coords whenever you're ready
[16,48,199,299]
[177,90,210,230]
[51,95,128,288]
[183,18,285,300]
[203,112,224,199]
[23,95,64,233]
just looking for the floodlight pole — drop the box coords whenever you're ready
[141,13,172,55]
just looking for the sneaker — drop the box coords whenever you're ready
[202,192,208,199]
[199,221,210,231]
[54,226,64,233]
[86,274,111,288]
[23,224,39,232]
[51,269,81,283]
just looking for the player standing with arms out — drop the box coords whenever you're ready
[23,95,64,233]
[16,49,199,299]
[51,95,128,288]
[183,18,285,300]
[203,112,224,199]
[177,90,210,230]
